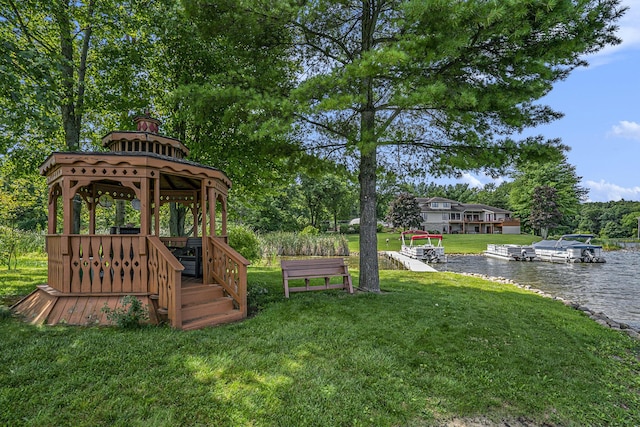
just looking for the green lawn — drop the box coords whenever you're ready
[1,261,639,426]
[347,232,542,254]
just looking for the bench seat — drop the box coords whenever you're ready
[281,258,354,298]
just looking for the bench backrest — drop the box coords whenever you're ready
[281,258,348,276]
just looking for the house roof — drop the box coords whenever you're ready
[416,197,511,214]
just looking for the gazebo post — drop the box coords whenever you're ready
[48,188,57,234]
[62,178,74,235]
[140,177,150,235]
[89,186,96,235]
[153,176,160,236]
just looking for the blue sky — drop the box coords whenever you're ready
[448,1,640,203]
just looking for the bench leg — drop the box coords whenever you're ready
[284,278,290,298]
[344,275,354,294]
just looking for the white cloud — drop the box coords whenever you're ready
[460,173,484,188]
[460,173,505,189]
[586,179,640,202]
[608,120,640,140]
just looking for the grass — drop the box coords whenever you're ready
[0,253,47,306]
[1,260,640,426]
[347,232,542,254]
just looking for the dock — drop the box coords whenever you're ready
[382,251,438,272]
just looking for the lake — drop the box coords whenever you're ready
[432,250,640,329]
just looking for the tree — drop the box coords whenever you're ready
[185,0,625,292]
[386,193,422,230]
[472,182,512,210]
[510,156,588,233]
[1,1,169,232]
[529,186,561,238]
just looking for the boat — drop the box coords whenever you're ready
[400,230,446,262]
[485,244,536,261]
[532,234,605,263]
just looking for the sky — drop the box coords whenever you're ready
[445,1,640,203]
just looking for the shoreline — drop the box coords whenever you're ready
[455,271,640,339]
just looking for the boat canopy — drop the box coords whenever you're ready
[401,230,443,241]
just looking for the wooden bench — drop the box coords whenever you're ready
[281,258,354,298]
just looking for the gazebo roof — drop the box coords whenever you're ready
[40,150,232,190]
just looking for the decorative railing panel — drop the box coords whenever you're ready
[66,235,146,294]
[206,237,249,317]
[147,236,184,328]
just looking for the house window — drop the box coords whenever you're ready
[443,202,450,208]
[450,213,460,220]
[431,202,439,208]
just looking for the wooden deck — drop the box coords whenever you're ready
[12,274,243,329]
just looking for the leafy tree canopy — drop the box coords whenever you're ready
[185,0,625,291]
[386,193,422,230]
[510,155,588,233]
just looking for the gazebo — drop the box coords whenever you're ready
[13,115,249,330]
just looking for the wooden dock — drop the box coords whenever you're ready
[382,251,438,272]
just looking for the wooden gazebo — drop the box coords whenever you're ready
[13,116,249,330]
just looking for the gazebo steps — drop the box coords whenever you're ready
[179,283,239,329]
[153,283,243,330]
[181,283,224,306]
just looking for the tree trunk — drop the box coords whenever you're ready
[358,143,380,292]
[170,203,186,236]
[357,0,380,292]
[55,0,94,234]
[115,200,126,227]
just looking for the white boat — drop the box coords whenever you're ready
[485,244,536,261]
[400,230,445,262]
[532,234,605,263]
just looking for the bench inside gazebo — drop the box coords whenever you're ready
[12,115,249,330]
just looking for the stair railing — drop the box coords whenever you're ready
[205,237,249,317]
[147,236,184,328]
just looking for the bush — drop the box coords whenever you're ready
[101,295,149,329]
[0,227,46,270]
[0,306,12,320]
[300,225,319,236]
[228,224,262,262]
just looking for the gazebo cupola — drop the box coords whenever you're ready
[102,114,190,159]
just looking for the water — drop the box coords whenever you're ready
[433,251,640,329]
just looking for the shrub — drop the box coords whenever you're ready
[101,295,149,329]
[300,225,319,236]
[228,224,261,262]
[0,306,12,320]
[0,227,46,270]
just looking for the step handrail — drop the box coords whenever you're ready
[147,236,184,328]
[206,236,249,317]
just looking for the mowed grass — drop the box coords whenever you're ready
[348,232,542,254]
[1,263,640,426]
[0,254,47,305]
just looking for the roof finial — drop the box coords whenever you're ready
[134,111,160,134]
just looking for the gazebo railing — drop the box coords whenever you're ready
[147,236,184,328]
[206,236,249,317]
[47,235,149,295]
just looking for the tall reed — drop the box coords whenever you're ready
[259,232,350,258]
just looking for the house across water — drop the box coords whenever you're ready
[416,197,521,234]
